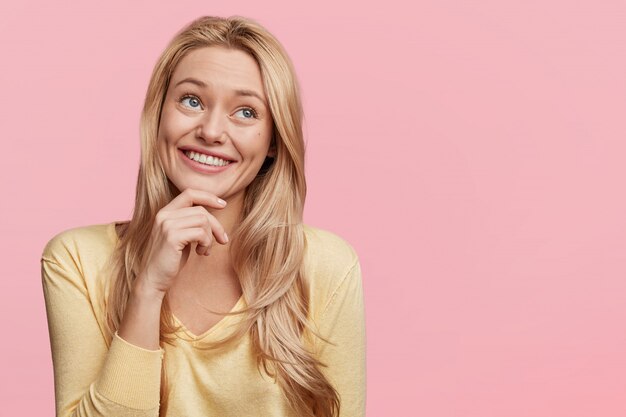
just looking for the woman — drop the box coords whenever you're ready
[41,15,365,417]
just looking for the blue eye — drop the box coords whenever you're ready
[181,95,202,109]
[235,108,257,119]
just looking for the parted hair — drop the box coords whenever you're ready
[102,15,340,417]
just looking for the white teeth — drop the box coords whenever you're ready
[184,150,230,167]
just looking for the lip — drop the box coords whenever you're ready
[178,146,236,162]
[179,148,235,174]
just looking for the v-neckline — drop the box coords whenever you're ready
[107,221,246,341]
[170,294,246,340]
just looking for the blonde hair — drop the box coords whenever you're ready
[102,15,340,417]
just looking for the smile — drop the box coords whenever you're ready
[183,150,232,167]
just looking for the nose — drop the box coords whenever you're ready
[196,107,227,144]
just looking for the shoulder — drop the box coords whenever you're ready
[41,221,119,277]
[303,224,359,271]
[302,224,360,310]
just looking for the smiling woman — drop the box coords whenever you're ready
[157,46,275,204]
[40,15,365,417]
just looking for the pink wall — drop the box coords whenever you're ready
[2,0,625,416]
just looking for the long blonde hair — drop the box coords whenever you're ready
[102,15,340,417]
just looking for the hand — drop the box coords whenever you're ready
[138,188,229,295]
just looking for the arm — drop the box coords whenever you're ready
[316,260,367,417]
[41,241,164,417]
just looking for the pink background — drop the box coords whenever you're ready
[1,0,625,416]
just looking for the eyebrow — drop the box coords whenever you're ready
[174,77,267,107]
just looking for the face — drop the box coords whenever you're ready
[157,46,275,204]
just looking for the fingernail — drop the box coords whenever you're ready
[217,198,227,206]
[223,232,229,243]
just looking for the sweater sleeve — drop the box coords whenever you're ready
[316,259,367,417]
[41,242,164,417]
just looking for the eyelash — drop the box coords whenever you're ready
[178,94,259,119]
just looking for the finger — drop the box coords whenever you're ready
[155,206,228,245]
[162,213,228,246]
[174,208,228,245]
[173,227,213,254]
[195,242,210,257]
[162,188,227,212]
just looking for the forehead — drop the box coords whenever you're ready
[170,46,265,95]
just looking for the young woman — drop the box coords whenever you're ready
[41,15,365,417]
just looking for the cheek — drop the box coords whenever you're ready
[253,134,273,159]
[256,123,274,150]
[158,112,175,143]
[156,109,181,166]
[159,107,195,144]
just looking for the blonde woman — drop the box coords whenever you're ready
[41,15,365,417]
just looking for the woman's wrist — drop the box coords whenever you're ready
[133,273,167,302]
[117,274,165,351]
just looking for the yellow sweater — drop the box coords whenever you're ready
[41,221,366,417]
